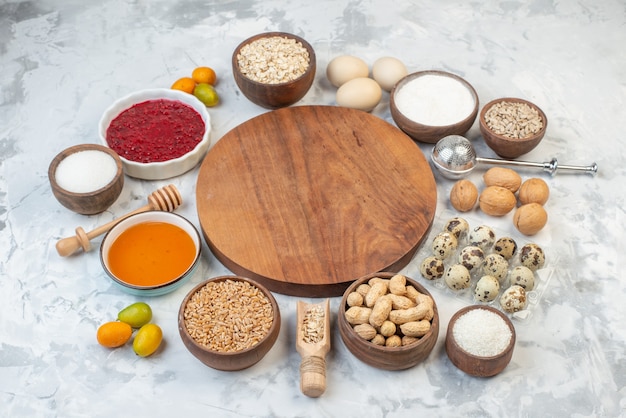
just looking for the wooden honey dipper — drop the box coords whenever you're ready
[55,184,183,257]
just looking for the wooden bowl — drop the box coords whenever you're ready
[338,272,439,370]
[445,305,516,377]
[178,275,281,371]
[100,211,202,296]
[99,88,211,180]
[390,70,479,144]
[479,97,547,159]
[48,143,124,215]
[232,32,316,109]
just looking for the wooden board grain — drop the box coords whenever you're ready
[196,106,437,297]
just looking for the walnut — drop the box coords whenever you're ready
[518,178,550,205]
[482,167,522,193]
[449,179,478,212]
[479,186,517,216]
[513,203,548,235]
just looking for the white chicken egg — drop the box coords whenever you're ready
[336,77,382,112]
[372,57,408,92]
[326,55,369,88]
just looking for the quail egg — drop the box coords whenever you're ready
[420,256,445,280]
[442,217,470,241]
[519,243,545,271]
[474,275,500,302]
[431,231,458,260]
[444,264,471,290]
[469,225,496,251]
[509,265,535,290]
[458,245,485,271]
[482,253,509,282]
[493,236,518,260]
[500,285,527,313]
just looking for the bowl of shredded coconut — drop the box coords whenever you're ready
[445,305,516,377]
[390,70,479,144]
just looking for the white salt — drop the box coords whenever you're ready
[55,150,118,193]
[394,74,475,126]
[452,308,512,357]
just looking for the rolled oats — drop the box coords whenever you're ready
[301,304,325,344]
[237,36,310,84]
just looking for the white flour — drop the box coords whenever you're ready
[395,74,475,126]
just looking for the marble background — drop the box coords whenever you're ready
[1,0,624,417]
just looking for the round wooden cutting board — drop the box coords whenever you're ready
[196,105,437,297]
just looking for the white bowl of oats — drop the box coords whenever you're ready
[479,97,547,159]
[232,32,316,109]
[178,275,281,371]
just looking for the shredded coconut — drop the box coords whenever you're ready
[55,150,117,193]
[452,308,512,357]
[394,74,475,126]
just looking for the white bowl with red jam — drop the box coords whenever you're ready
[99,88,211,180]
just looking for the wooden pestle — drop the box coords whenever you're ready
[55,184,182,257]
[296,299,331,398]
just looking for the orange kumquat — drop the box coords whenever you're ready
[171,77,196,94]
[191,66,217,86]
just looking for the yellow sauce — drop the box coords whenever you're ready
[108,221,196,286]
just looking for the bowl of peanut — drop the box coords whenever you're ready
[232,32,316,109]
[178,275,281,371]
[338,272,440,370]
[479,97,547,159]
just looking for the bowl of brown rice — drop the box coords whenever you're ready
[232,32,316,109]
[178,275,281,371]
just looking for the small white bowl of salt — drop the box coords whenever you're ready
[48,143,124,215]
[445,305,516,377]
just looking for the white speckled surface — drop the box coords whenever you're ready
[1,1,624,417]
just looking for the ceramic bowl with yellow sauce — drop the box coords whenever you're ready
[100,211,202,296]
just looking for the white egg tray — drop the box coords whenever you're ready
[409,210,555,322]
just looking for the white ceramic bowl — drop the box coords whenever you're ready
[99,88,211,180]
[100,211,202,296]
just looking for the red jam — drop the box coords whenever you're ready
[106,99,205,163]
